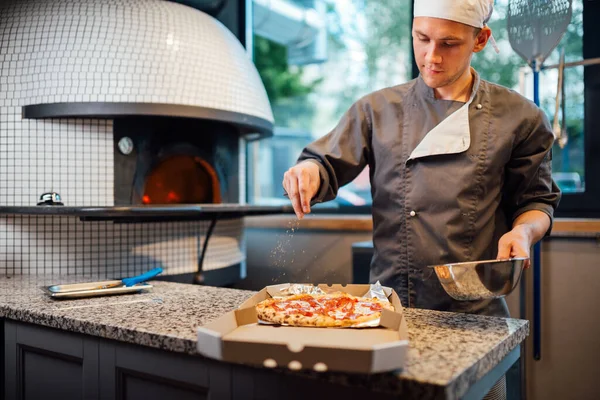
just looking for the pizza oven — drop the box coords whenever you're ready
[0,0,289,284]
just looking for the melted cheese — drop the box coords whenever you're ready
[355,303,376,316]
[288,300,311,308]
[329,310,348,320]
[284,300,316,315]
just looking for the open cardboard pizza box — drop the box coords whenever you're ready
[196,283,409,374]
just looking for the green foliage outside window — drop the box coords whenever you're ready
[250,0,585,203]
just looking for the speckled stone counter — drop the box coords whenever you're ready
[0,275,528,400]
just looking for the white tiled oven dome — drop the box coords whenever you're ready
[0,0,258,279]
[0,0,274,125]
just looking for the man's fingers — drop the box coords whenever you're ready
[282,163,320,219]
[509,241,529,258]
[497,228,532,269]
[297,170,312,213]
[282,172,290,197]
[285,173,304,219]
[290,194,304,219]
[496,237,512,260]
[510,243,531,268]
[288,185,304,219]
[497,235,531,271]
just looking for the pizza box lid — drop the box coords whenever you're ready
[196,283,409,374]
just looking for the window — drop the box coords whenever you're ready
[470,0,592,217]
[451,0,585,198]
[557,0,600,217]
[248,0,599,217]
[531,1,585,198]
[248,0,412,209]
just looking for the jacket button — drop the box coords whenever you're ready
[476,103,482,109]
[409,210,416,217]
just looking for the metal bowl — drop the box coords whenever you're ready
[428,257,528,301]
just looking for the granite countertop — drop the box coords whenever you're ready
[0,275,528,399]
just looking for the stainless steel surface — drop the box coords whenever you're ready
[46,282,152,299]
[429,258,527,301]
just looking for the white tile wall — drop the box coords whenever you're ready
[0,0,252,276]
[0,107,114,207]
[0,216,244,277]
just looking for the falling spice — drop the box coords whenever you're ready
[269,219,301,280]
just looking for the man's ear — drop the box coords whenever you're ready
[473,26,492,53]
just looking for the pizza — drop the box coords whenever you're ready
[255,292,394,328]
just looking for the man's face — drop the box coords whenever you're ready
[412,17,486,89]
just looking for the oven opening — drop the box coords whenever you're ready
[142,155,222,205]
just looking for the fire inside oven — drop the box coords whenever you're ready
[141,155,222,205]
[114,118,240,206]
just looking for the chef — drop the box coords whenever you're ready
[283,0,561,317]
[284,1,560,395]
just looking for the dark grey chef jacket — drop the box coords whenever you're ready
[298,70,561,317]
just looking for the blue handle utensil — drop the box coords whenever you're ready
[48,268,164,294]
[121,267,163,287]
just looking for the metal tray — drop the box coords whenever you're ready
[46,281,153,299]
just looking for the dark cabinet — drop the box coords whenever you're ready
[99,341,230,400]
[3,320,397,400]
[3,321,229,400]
[4,320,99,399]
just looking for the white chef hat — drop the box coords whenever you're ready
[413,0,498,52]
[413,0,494,29]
